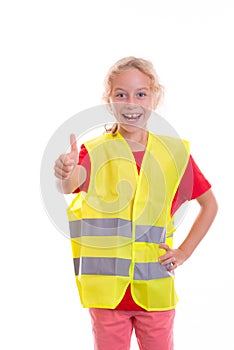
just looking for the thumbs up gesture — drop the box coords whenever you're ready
[54,134,78,180]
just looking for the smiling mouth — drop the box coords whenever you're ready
[122,113,142,121]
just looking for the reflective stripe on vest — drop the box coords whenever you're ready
[73,257,172,280]
[67,132,190,311]
[69,218,132,239]
[69,218,166,243]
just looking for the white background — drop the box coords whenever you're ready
[1,0,233,349]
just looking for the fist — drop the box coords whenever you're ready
[54,134,78,180]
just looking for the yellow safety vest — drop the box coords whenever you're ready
[67,132,190,311]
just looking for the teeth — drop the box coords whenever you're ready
[123,113,141,119]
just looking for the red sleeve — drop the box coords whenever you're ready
[171,155,211,215]
[73,144,91,193]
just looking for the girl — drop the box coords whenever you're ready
[54,57,218,350]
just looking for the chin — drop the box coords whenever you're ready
[119,122,147,133]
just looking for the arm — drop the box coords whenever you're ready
[159,189,218,270]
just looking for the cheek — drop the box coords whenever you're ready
[109,103,123,119]
[141,98,154,111]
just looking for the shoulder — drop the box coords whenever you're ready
[84,133,112,150]
[150,133,190,149]
[149,133,190,168]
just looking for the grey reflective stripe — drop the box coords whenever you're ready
[74,259,173,279]
[81,257,131,276]
[166,233,174,239]
[134,262,174,280]
[135,226,166,244]
[69,218,132,239]
[73,258,80,275]
[70,221,81,238]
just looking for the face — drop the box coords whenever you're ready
[109,69,154,134]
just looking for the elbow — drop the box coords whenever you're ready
[209,189,218,218]
[197,189,218,219]
[212,196,218,218]
[206,191,219,222]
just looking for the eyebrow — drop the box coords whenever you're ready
[113,88,126,92]
[113,87,150,92]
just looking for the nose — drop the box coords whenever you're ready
[126,95,138,108]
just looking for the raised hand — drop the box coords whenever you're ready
[54,134,78,180]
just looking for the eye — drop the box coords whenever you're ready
[137,92,146,98]
[116,93,127,98]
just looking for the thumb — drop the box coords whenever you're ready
[70,133,78,155]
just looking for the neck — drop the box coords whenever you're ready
[119,127,149,150]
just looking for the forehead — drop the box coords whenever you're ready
[112,68,151,91]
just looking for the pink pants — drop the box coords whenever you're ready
[89,308,175,350]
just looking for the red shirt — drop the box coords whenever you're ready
[74,144,211,310]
